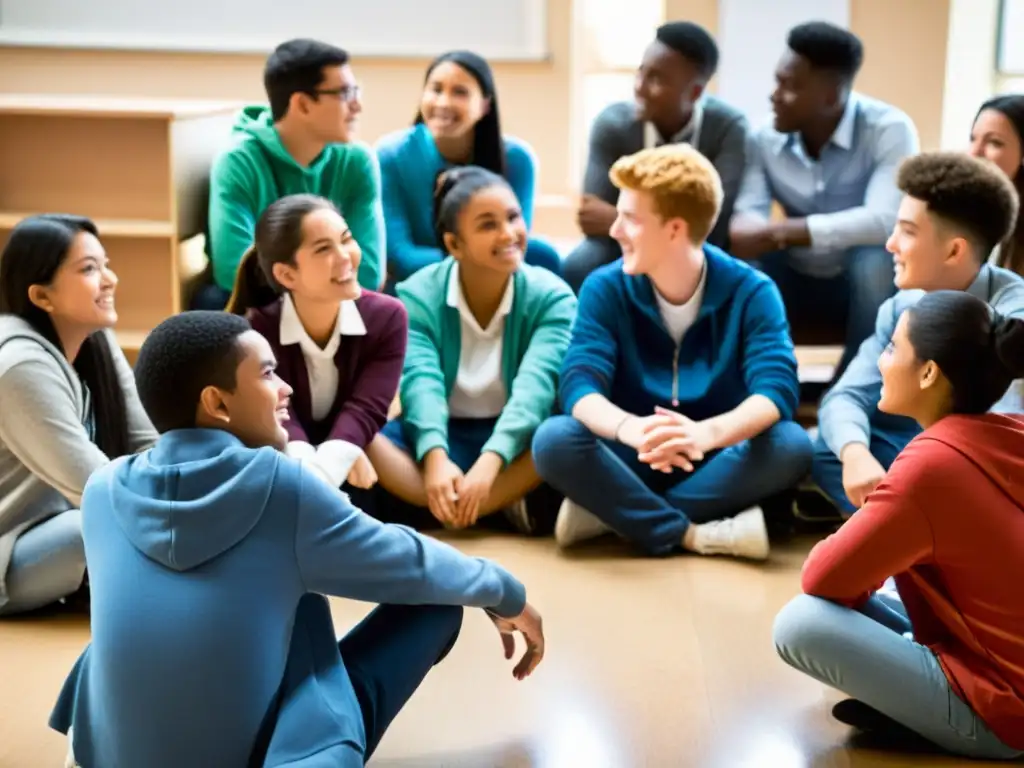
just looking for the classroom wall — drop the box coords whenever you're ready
[0,0,952,201]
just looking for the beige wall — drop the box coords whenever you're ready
[0,0,951,207]
[664,0,951,150]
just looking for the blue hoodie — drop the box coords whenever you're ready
[559,245,800,423]
[49,429,525,767]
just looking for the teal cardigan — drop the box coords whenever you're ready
[376,124,540,282]
[396,260,577,464]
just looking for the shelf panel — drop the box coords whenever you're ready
[0,211,174,237]
[0,94,242,120]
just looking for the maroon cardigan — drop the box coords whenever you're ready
[248,291,408,449]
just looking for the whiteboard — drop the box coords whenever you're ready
[0,0,549,61]
[716,0,851,128]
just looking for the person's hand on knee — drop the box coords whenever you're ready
[423,448,462,527]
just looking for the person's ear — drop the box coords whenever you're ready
[443,232,461,258]
[27,284,55,313]
[918,359,941,391]
[945,235,972,267]
[198,385,232,424]
[271,261,299,291]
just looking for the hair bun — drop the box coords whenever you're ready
[992,313,1024,379]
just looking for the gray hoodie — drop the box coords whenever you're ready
[0,316,156,609]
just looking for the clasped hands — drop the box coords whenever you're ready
[422,448,503,529]
[620,406,717,473]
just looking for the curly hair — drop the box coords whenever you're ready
[609,144,723,244]
[897,151,1019,261]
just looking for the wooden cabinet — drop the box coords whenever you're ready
[0,95,242,362]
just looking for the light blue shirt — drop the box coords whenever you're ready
[818,264,1024,457]
[734,93,919,277]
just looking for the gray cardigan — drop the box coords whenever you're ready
[583,96,748,249]
[0,316,156,609]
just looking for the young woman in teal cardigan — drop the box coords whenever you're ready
[366,166,577,534]
[374,50,563,287]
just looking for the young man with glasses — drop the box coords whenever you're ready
[198,38,385,309]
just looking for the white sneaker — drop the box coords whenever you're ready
[689,507,770,561]
[554,499,611,547]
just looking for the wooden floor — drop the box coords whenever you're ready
[0,532,981,767]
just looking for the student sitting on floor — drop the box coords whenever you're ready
[729,22,919,378]
[49,310,545,768]
[197,38,385,309]
[367,167,576,535]
[813,152,1024,517]
[531,145,812,559]
[227,194,407,491]
[774,290,1024,760]
[563,21,748,293]
[0,215,156,617]
[375,50,562,288]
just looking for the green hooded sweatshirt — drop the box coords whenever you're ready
[207,105,385,292]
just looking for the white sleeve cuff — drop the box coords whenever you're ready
[285,440,317,463]
[315,440,365,488]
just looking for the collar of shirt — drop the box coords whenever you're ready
[279,292,367,360]
[446,261,515,337]
[773,95,859,161]
[644,99,705,150]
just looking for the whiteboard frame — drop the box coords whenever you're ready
[0,0,550,62]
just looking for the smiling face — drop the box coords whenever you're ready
[303,63,362,144]
[419,60,490,141]
[770,51,834,134]
[969,108,1023,182]
[609,187,689,277]
[877,311,947,422]
[442,183,526,275]
[28,230,118,334]
[634,40,703,127]
[271,206,362,303]
[201,330,293,451]
[886,195,970,291]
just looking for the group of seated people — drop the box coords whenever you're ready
[0,16,1023,768]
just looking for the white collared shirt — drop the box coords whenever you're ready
[446,263,514,419]
[654,262,707,346]
[279,292,367,422]
[644,99,704,152]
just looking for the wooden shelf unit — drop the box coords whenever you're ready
[0,95,243,362]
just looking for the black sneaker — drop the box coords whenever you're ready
[832,699,914,734]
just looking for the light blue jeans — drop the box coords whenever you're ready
[773,594,1023,760]
[0,510,86,616]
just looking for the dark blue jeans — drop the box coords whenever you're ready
[252,594,463,765]
[756,246,896,378]
[810,419,921,515]
[531,415,813,556]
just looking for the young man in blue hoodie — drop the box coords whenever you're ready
[49,311,544,768]
[532,144,812,560]
[197,38,385,308]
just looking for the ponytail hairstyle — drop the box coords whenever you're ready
[905,290,1024,414]
[226,194,337,315]
[415,50,506,177]
[0,214,131,458]
[433,165,512,254]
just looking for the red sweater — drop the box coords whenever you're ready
[802,414,1024,749]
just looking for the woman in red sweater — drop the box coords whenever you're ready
[774,290,1024,759]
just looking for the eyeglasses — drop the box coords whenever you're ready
[313,85,361,104]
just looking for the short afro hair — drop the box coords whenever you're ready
[134,311,252,433]
[787,22,863,83]
[610,144,723,245]
[655,21,719,81]
[265,38,350,121]
[896,151,1020,261]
